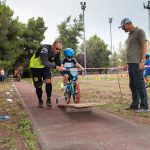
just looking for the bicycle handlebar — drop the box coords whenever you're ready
[64,68,83,72]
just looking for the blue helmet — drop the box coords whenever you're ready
[145,53,150,58]
[64,48,75,57]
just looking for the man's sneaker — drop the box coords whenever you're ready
[125,106,138,111]
[38,99,43,108]
[135,108,148,113]
[46,98,52,108]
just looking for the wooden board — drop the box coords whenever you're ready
[58,102,102,112]
[58,102,102,108]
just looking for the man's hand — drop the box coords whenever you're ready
[139,62,145,70]
[56,66,66,71]
[123,64,128,71]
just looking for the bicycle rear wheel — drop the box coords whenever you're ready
[73,82,80,103]
[65,86,71,104]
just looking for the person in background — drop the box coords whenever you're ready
[0,68,5,82]
[30,40,65,108]
[119,18,148,112]
[61,48,84,92]
[144,53,150,87]
[14,67,21,81]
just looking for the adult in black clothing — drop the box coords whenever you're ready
[30,40,65,108]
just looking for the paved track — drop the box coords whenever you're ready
[14,81,150,150]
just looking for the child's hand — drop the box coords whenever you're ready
[81,67,84,71]
[123,65,128,71]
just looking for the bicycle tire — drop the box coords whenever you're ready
[65,86,71,104]
[73,82,80,103]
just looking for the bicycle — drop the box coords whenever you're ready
[56,68,80,104]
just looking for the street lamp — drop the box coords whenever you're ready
[143,1,150,39]
[80,2,87,74]
[108,17,113,67]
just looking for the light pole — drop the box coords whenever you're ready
[80,2,87,74]
[108,17,113,67]
[144,1,150,40]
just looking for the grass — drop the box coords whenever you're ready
[18,118,38,149]
[0,81,40,150]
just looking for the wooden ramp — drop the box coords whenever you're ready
[58,103,102,112]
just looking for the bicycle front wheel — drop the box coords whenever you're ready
[73,82,80,103]
[65,86,71,104]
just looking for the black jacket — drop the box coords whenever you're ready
[35,44,61,68]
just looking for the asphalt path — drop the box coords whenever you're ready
[14,81,150,150]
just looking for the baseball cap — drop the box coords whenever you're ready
[118,18,132,28]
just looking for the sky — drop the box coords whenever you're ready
[5,0,149,51]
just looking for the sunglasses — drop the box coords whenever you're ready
[54,46,61,51]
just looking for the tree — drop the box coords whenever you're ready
[111,51,119,67]
[117,42,126,66]
[57,15,84,55]
[0,1,22,70]
[0,1,47,74]
[13,17,47,67]
[0,1,13,43]
[75,52,84,67]
[80,35,111,68]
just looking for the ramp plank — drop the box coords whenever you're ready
[58,103,102,112]
[58,102,102,108]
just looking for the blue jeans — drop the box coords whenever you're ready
[128,63,148,109]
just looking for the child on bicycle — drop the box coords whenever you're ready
[144,53,150,87]
[61,48,84,92]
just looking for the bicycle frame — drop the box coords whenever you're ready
[66,80,74,96]
[56,68,80,104]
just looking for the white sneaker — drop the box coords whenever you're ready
[135,109,148,113]
[63,86,67,93]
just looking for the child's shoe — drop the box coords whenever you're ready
[63,85,67,93]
